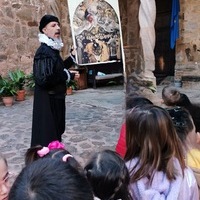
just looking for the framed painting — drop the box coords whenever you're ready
[67,0,124,66]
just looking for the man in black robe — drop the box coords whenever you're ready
[31,15,79,147]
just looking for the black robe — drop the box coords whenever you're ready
[31,43,74,147]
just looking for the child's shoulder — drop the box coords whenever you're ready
[187,149,200,169]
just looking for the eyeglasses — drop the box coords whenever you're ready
[0,172,14,188]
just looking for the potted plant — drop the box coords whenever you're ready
[9,69,26,101]
[0,77,17,106]
[25,72,35,95]
[66,80,77,95]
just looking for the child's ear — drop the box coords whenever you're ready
[161,99,164,104]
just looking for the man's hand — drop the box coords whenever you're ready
[70,45,76,56]
[70,70,80,80]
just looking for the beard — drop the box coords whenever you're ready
[38,33,64,50]
[51,37,64,50]
[54,37,63,45]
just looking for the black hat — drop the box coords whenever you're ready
[39,14,59,33]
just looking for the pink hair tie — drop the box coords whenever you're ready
[37,147,50,157]
[48,140,65,150]
[62,154,73,162]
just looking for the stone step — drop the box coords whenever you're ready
[182,75,200,89]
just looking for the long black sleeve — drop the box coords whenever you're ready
[63,55,75,69]
[33,44,70,94]
[33,55,67,89]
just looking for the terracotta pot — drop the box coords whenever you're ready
[16,90,25,101]
[2,96,14,106]
[66,87,73,95]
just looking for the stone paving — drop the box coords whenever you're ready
[0,85,126,175]
[0,81,199,176]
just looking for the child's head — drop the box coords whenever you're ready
[126,96,153,110]
[0,153,11,200]
[25,140,82,172]
[84,149,131,200]
[9,158,94,200]
[162,86,181,106]
[176,93,191,106]
[125,105,185,181]
[167,106,200,148]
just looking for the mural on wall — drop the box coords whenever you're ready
[68,0,123,65]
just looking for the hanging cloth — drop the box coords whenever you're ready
[170,0,180,49]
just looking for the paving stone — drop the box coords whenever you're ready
[0,83,199,176]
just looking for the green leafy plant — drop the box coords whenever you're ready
[66,80,78,90]
[9,69,26,90]
[0,77,17,97]
[25,72,35,90]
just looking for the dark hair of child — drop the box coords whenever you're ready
[162,86,200,132]
[25,145,82,173]
[9,158,94,200]
[167,106,194,144]
[84,149,132,200]
[162,86,181,106]
[126,95,153,109]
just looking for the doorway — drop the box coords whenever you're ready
[154,0,175,84]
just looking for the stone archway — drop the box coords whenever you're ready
[120,0,157,97]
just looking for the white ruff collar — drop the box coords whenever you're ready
[38,33,64,50]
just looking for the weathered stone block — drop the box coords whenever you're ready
[15,23,21,37]
[16,8,34,21]
[12,3,22,9]
[5,7,13,18]
[0,55,7,62]
[28,21,38,27]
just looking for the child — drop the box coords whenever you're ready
[25,140,82,172]
[0,153,12,200]
[167,106,200,192]
[162,85,200,132]
[115,96,153,158]
[9,158,94,200]
[162,85,181,106]
[125,105,199,199]
[84,149,132,200]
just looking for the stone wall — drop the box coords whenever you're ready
[176,0,200,73]
[1,0,199,82]
[121,0,200,83]
[0,0,139,78]
[0,0,72,76]
[0,0,130,78]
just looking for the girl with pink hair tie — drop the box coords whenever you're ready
[25,140,82,173]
